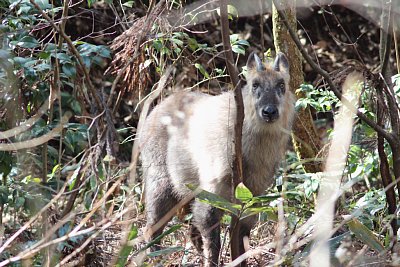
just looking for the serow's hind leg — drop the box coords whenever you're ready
[192,200,223,267]
[189,223,203,253]
[237,216,256,267]
[144,176,178,250]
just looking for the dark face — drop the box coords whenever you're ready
[251,76,286,123]
[246,52,289,123]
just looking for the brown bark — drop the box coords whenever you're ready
[379,0,400,232]
[377,114,397,234]
[272,1,322,173]
[219,0,245,264]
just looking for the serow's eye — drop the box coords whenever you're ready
[279,82,285,93]
[252,82,259,90]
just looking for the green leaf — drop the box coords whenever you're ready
[174,47,182,54]
[215,68,225,75]
[299,83,314,92]
[188,38,199,51]
[235,183,253,202]
[68,164,82,191]
[252,194,281,203]
[194,63,210,79]
[160,47,171,56]
[62,63,76,78]
[115,225,138,267]
[15,196,25,209]
[127,225,138,240]
[47,164,60,181]
[84,191,93,209]
[227,5,239,19]
[191,186,240,216]
[236,39,250,46]
[347,218,384,253]
[35,0,52,10]
[82,56,91,68]
[13,57,33,66]
[17,5,32,15]
[115,245,133,267]
[0,152,12,178]
[53,53,72,64]
[90,175,97,189]
[98,46,111,58]
[92,55,104,66]
[87,0,97,7]
[230,34,239,43]
[232,45,245,55]
[153,39,163,51]
[143,224,182,250]
[122,1,133,7]
[44,43,58,51]
[242,206,276,219]
[171,38,184,47]
[35,63,51,71]
[11,36,39,48]
[0,186,9,205]
[295,98,308,111]
[148,246,184,257]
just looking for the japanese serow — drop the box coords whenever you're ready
[139,52,295,266]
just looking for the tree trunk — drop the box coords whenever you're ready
[272,0,322,173]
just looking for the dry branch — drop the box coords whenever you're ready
[106,0,167,109]
[117,67,172,265]
[0,97,52,140]
[378,0,400,235]
[0,112,71,151]
[272,0,323,173]
[0,181,70,256]
[271,0,398,147]
[219,0,245,263]
[310,73,362,266]
[29,0,103,111]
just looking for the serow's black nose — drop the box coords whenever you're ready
[261,106,279,122]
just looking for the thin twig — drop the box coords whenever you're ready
[394,22,400,74]
[0,112,71,151]
[57,207,133,267]
[107,0,166,110]
[117,67,172,265]
[326,6,364,64]
[220,0,245,263]
[228,173,400,266]
[29,0,103,111]
[271,0,398,147]
[0,98,54,140]
[259,1,265,61]
[0,181,69,255]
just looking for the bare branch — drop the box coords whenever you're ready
[271,0,398,147]
[107,0,166,110]
[310,73,362,266]
[29,0,103,111]
[0,182,69,255]
[0,112,71,151]
[220,0,245,263]
[0,97,52,140]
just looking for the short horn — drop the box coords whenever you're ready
[254,54,265,72]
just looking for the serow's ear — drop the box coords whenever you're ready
[273,52,289,73]
[246,52,266,72]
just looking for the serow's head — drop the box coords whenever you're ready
[246,52,290,123]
